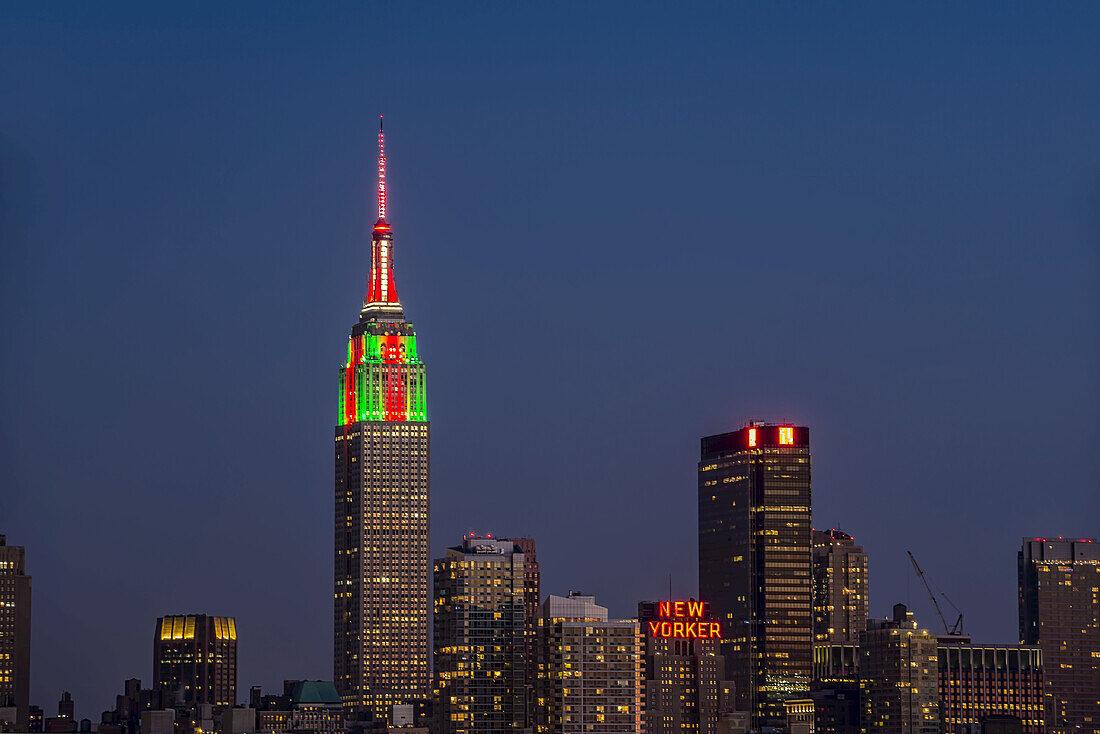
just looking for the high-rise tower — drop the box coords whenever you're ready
[433,536,526,734]
[812,529,868,643]
[699,422,813,729]
[1018,537,1099,734]
[153,614,238,707]
[334,118,430,720]
[0,536,31,728]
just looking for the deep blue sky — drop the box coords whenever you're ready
[2,1,1098,718]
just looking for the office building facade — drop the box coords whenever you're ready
[153,614,237,707]
[0,536,31,727]
[811,643,860,734]
[433,536,526,734]
[535,593,643,734]
[699,422,813,729]
[1017,537,1099,734]
[334,121,430,718]
[937,642,1043,734]
[861,604,938,734]
[639,600,728,734]
[812,529,868,643]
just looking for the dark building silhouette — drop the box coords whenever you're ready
[153,615,237,707]
[45,692,75,733]
[1017,537,1099,734]
[698,422,813,729]
[812,529,868,643]
[0,535,31,728]
[98,678,171,734]
[334,120,430,721]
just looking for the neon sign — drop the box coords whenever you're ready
[645,601,722,639]
[748,427,757,447]
[778,426,794,445]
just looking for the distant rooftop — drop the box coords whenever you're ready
[289,681,341,705]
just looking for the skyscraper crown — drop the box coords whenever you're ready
[362,116,402,320]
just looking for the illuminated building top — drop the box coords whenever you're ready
[338,117,427,424]
[701,422,808,456]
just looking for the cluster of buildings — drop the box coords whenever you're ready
[2,127,1098,734]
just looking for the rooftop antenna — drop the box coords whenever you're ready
[377,115,387,222]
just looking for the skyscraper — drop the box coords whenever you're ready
[698,422,813,729]
[1017,537,1099,734]
[0,535,31,727]
[638,600,729,734]
[812,529,868,643]
[433,536,526,734]
[534,593,643,734]
[152,614,238,707]
[334,119,430,720]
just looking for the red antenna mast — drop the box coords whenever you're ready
[377,115,387,222]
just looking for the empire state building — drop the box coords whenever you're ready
[334,119,429,719]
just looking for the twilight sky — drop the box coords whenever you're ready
[2,1,1098,717]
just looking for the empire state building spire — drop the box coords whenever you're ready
[335,115,430,717]
[363,115,402,319]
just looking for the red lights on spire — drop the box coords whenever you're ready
[377,115,387,222]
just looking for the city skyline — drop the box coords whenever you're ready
[1,2,1098,719]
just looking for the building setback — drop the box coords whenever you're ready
[433,536,526,734]
[1017,537,1099,734]
[152,614,237,707]
[639,600,729,734]
[861,604,938,734]
[812,529,868,643]
[535,593,642,734]
[937,641,1044,734]
[334,120,430,720]
[0,536,31,728]
[699,422,813,729]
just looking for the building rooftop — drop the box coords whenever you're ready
[289,681,341,705]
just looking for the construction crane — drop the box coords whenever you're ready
[906,550,964,635]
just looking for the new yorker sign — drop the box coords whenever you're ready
[642,600,722,639]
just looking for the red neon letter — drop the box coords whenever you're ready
[660,622,672,637]
[658,602,670,618]
[687,601,704,617]
[673,601,686,617]
[648,622,661,637]
[710,622,721,638]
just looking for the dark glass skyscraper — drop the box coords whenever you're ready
[1018,537,1099,734]
[699,422,812,729]
[334,120,430,719]
[0,536,31,728]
